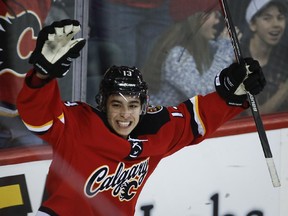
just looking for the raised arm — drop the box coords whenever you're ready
[199,57,266,139]
[17,19,86,141]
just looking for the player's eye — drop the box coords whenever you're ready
[129,104,139,109]
[111,102,121,108]
[278,14,286,21]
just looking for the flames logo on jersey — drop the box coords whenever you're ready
[84,158,149,202]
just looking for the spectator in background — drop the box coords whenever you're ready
[86,0,173,106]
[143,0,239,106]
[0,0,51,148]
[241,0,288,114]
[88,0,172,69]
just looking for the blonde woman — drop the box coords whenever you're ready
[143,0,240,106]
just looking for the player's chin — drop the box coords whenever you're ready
[115,128,133,139]
[113,123,136,138]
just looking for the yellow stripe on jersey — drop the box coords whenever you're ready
[23,119,53,133]
[190,96,206,136]
[23,112,65,132]
[58,112,65,124]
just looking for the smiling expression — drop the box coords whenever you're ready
[250,5,286,46]
[106,94,142,139]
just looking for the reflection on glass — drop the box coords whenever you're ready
[0,0,74,149]
[87,0,288,114]
[1,0,287,149]
[143,0,237,106]
[86,0,172,106]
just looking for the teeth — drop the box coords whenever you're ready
[270,32,279,36]
[118,121,130,127]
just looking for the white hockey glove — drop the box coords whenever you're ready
[29,19,86,78]
[215,58,266,107]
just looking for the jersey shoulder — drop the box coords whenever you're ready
[132,105,170,136]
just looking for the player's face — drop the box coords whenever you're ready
[106,94,142,139]
[250,5,286,46]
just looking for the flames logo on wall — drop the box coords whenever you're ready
[0,0,50,115]
[0,13,39,73]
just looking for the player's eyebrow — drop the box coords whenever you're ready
[129,100,141,105]
[110,98,140,105]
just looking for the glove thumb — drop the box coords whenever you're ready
[67,38,86,58]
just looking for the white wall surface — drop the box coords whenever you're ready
[135,128,288,216]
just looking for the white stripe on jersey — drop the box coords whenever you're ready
[190,96,206,136]
[23,120,53,132]
[171,112,183,117]
[23,113,65,133]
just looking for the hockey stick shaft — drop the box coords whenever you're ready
[218,0,281,187]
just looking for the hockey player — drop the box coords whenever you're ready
[17,19,266,216]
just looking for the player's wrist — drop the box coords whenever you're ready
[25,68,51,88]
[35,69,50,79]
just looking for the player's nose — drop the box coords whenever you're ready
[119,106,132,118]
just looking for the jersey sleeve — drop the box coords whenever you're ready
[192,92,243,140]
[163,91,244,156]
[17,70,66,143]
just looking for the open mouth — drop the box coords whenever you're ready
[117,121,131,128]
[269,30,282,38]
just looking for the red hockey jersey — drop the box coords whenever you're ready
[17,70,244,216]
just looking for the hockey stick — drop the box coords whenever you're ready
[218,0,281,187]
